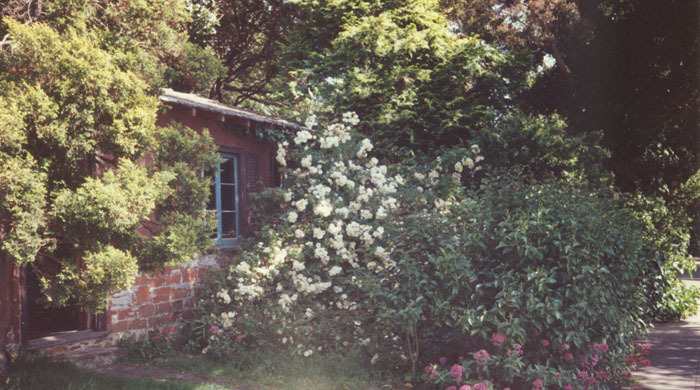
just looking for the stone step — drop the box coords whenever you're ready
[58,346,123,369]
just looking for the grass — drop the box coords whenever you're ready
[153,349,388,390]
[4,353,223,390]
[5,349,397,390]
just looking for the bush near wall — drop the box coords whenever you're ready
[370,172,653,389]
[187,114,666,390]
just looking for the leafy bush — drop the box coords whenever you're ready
[625,193,699,322]
[365,172,654,388]
[119,318,178,362]
[189,113,658,389]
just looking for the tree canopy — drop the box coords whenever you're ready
[0,0,218,380]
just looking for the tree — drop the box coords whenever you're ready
[0,3,217,381]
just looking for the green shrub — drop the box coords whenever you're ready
[365,172,653,389]
[189,113,658,389]
[119,318,178,362]
[625,193,699,322]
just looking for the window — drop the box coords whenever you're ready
[208,153,239,246]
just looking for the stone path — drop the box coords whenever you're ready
[633,258,700,389]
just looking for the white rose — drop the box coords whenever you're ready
[295,199,308,211]
[313,227,326,239]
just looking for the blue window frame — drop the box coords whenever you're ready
[208,153,239,246]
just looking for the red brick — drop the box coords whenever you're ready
[154,289,172,303]
[117,309,133,320]
[133,275,149,285]
[135,286,152,304]
[47,345,67,355]
[139,304,155,317]
[172,300,183,312]
[182,269,198,282]
[108,321,128,332]
[70,345,81,351]
[167,271,182,284]
[172,288,188,300]
[156,302,172,314]
[143,277,158,288]
[128,318,147,331]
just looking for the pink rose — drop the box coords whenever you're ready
[565,385,573,390]
[459,386,472,390]
[541,339,550,347]
[564,353,573,361]
[490,332,506,346]
[450,364,464,383]
[473,383,487,390]
[473,349,491,366]
[562,343,570,350]
[439,357,447,365]
[209,325,220,335]
[532,379,543,390]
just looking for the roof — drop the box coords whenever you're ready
[159,88,303,131]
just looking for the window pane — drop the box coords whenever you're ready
[221,157,235,184]
[221,212,236,238]
[221,184,236,211]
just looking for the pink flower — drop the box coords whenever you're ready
[564,353,573,361]
[459,386,472,390]
[532,379,544,390]
[450,364,464,383]
[507,343,522,357]
[425,365,434,374]
[209,325,221,335]
[165,325,175,335]
[565,385,573,390]
[490,332,506,346]
[439,357,448,365]
[473,349,491,366]
[578,371,589,379]
[473,383,487,390]
[589,343,609,354]
[562,343,570,350]
[541,339,550,347]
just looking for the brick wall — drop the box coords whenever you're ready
[106,254,218,339]
[3,254,219,354]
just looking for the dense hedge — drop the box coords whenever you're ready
[186,116,678,390]
[370,173,653,389]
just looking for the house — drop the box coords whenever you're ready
[4,89,300,356]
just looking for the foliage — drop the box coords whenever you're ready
[520,0,699,199]
[190,113,656,389]
[120,320,178,362]
[188,0,294,105]
[625,193,700,322]
[0,6,218,381]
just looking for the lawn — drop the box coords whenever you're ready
[5,350,392,390]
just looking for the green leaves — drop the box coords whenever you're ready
[0,9,218,313]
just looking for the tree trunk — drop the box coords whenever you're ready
[0,250,14,384]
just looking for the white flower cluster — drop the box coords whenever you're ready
[295,129,314,145]
[216,289,231,304]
